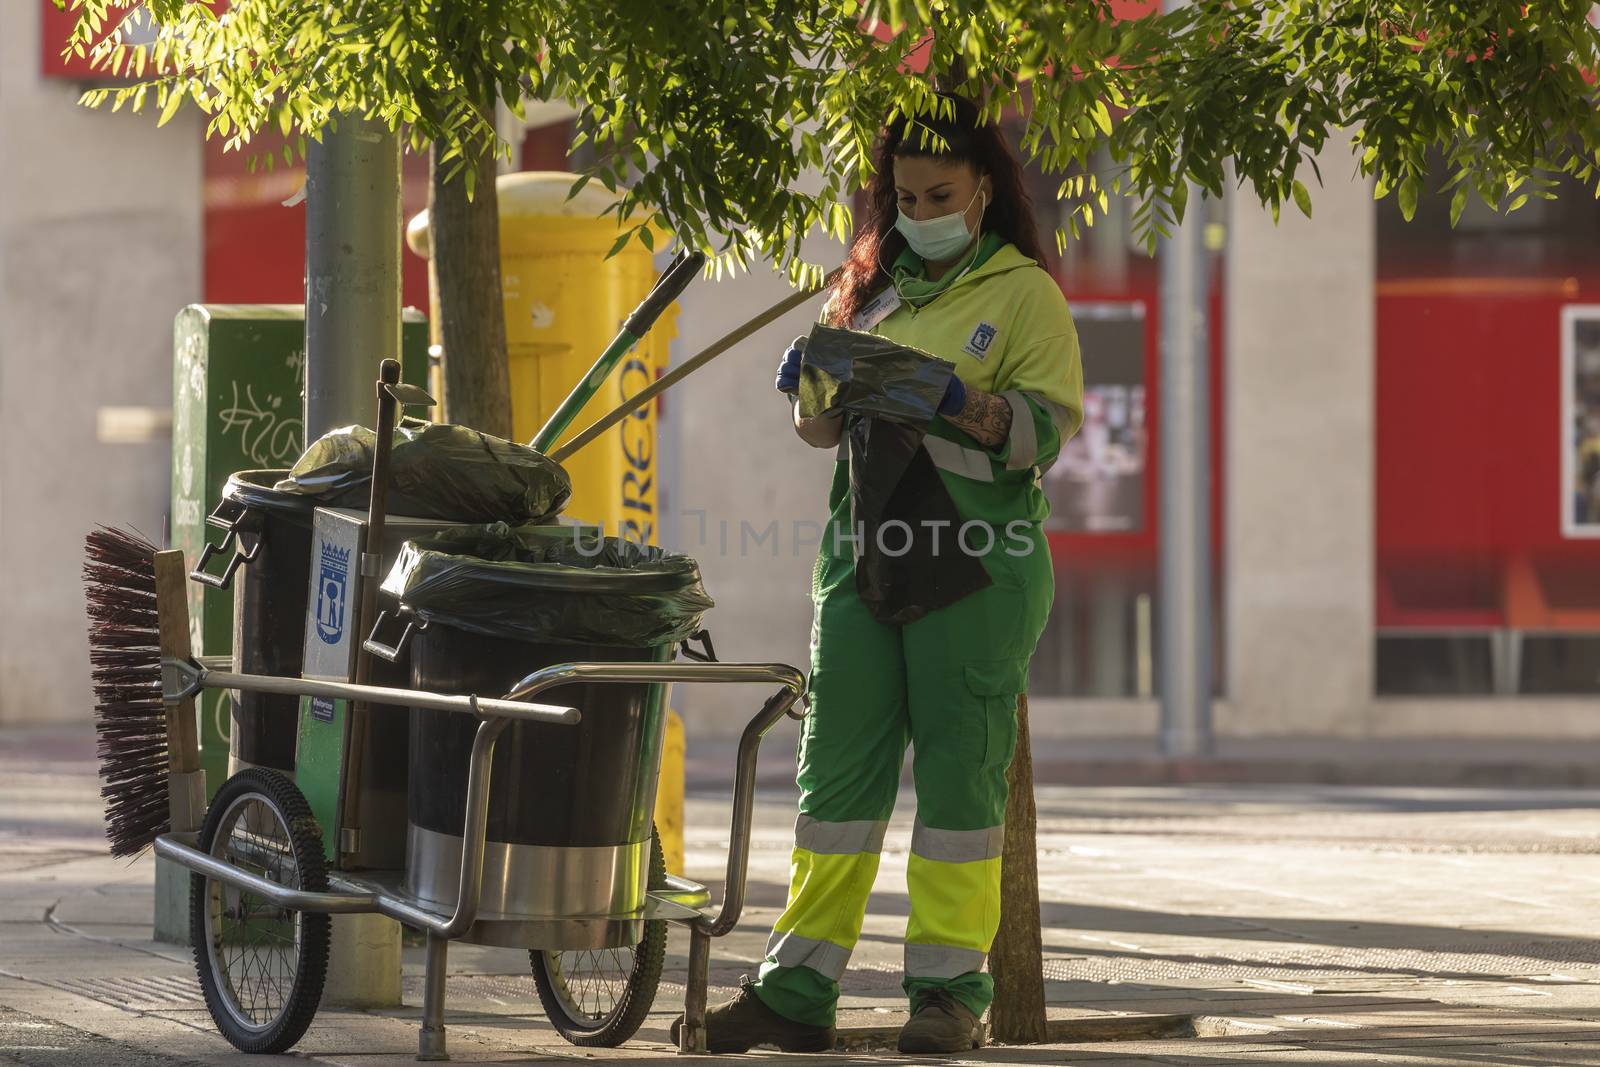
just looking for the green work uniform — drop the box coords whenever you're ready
[753,239,1085,1026]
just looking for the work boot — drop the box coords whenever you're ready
[897,991,983,1054]
[669,976,836,1054]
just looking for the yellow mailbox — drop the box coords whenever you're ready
[407,171,686,872]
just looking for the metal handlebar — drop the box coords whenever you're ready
[154,834,379,913]
[696,684,803,936]
[163,659,581,727]
[504,659,805,702]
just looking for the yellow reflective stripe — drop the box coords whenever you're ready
[771,847,881,949]
[904,853,1002,954]
[911,818,1003,863]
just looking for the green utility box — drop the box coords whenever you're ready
[170,305,431,795]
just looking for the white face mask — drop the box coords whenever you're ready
[895,186,986,262]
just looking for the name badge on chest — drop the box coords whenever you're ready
[851,287,902,332]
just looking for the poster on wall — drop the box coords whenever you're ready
[1562,305,1600,538]
[1043,303,1147,534]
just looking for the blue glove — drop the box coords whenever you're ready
[938,374,967,417]
[775,336,806,395]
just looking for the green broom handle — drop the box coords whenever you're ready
[531,249,704,453]
[547,268,840,466]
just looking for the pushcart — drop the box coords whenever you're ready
[144,254,810,1058]
[155,650,803,1059]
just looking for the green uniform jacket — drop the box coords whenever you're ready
[823,242,1086,556]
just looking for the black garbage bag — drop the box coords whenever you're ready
[797,323,954,423]
[845,418,991,624]
[381,522,714,647]
[274,419,571,523]
[221,469,317,519]
[790,326,989,622]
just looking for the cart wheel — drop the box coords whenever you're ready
[190,768,330,1054]
[531,829,667,1047]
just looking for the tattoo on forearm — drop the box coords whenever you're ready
[948,388,1012,448]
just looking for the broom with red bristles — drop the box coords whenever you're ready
[83,526,205,857]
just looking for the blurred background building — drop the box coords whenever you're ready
[6,0,1600,743]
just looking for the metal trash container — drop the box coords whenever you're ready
[199,471,431,781]
[385,527,712,949]
[200,470,316,775]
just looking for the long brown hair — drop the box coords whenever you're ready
[829,94,1046,329]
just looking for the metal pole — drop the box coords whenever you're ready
[681,926,713,1054]
[1157,178,1213,758]
[304,114,402,438]
[300,112,404,1012]
[418,933,450,1061]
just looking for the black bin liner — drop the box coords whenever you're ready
[274,419,571,523]
[381,523,713,647]
[398,526,710,868]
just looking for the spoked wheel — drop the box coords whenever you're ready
[531,829,667,1047]
[190,768,330,1054]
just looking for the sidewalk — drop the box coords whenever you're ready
[689,729,1600,790]
[6,724,1600,1065]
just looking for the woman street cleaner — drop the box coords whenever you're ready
[674,93,1084,1055]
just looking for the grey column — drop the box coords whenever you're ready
[1157,181,1214,758]
[304,115,402,436]
[1225,131,1375,735]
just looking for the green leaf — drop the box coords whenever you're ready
[1291,179,1312,219]
[1449,184,1469,227]
[1091,99,1112,136]
[1398,175,1419,222]
[156,87,184,128]
[57,0,1600,298]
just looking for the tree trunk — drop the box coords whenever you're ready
[429,124,513,439]
[989,692,1048,1044]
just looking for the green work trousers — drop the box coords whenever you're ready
[751,524,1054,1027]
